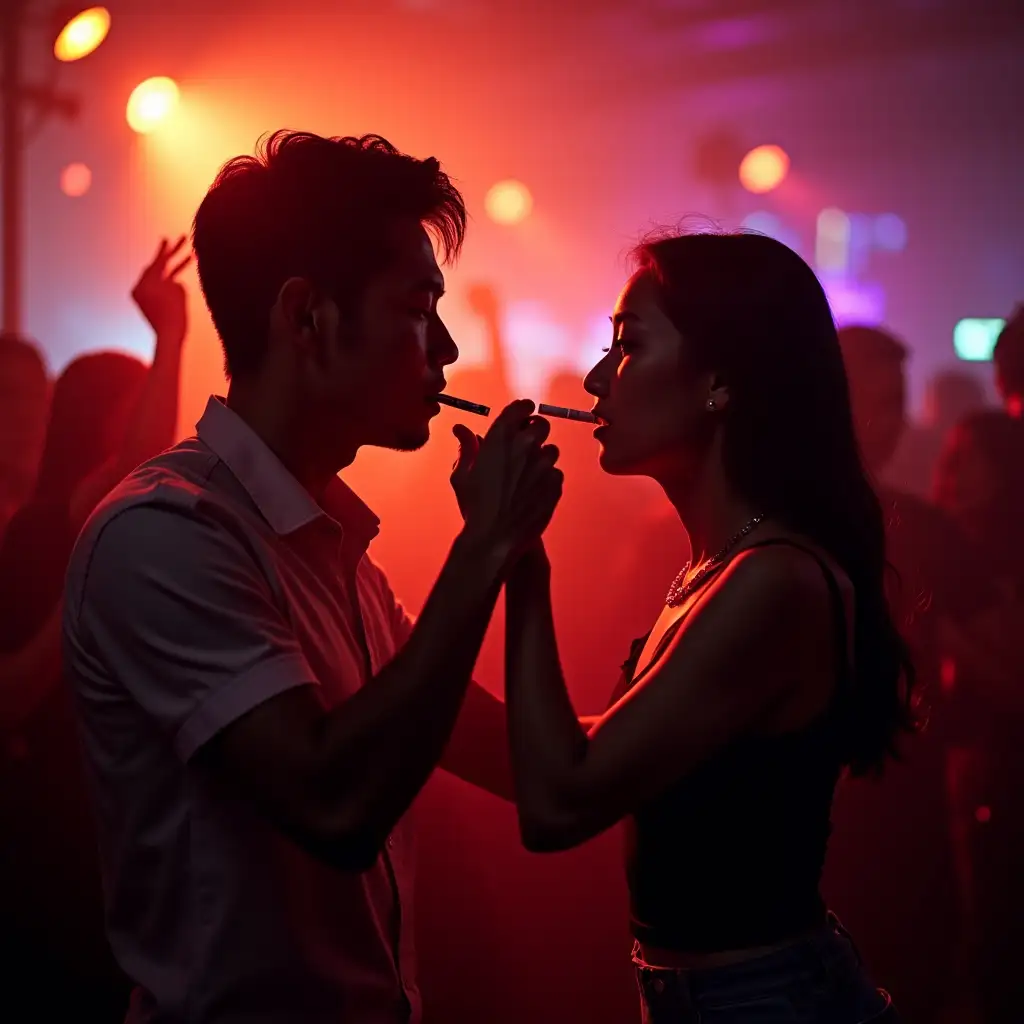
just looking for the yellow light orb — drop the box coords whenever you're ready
[60,162,93,197]
[485,180,533,225]
[126,77,180,135]
[54,7,111,63]
[738,144,790,195]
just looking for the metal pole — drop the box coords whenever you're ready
[1,0,27,334]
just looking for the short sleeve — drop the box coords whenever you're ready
[361,552,416,651]
[65,502,317,762]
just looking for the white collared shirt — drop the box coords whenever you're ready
[63,396,419,1024]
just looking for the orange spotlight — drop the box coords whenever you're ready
[53,7,111,62]
[60,162,92,197]
[126,77,180,134]
[739,144,790,195]
[485,180,533,225]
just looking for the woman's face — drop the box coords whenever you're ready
[935,430,999,529]
[583,271,714,479]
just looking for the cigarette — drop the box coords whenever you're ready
[435,395,597,424]
[538,403,597,423]
[435,394,491,417]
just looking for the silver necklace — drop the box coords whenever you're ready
[665,514,764,607]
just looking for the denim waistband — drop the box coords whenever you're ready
[631,914,870,1007]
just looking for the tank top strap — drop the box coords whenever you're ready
[619,537,852,698]
[740,538,853,699]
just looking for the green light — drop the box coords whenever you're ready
[953,318,1005,361]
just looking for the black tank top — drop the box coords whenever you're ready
[624,539,849,953]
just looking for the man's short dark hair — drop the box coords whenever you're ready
[192,131,467,379]
[994,305,1024,398]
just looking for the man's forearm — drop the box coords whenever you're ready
[318,531,508,848]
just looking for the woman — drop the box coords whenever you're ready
[0,238,189,1019]
[501,232,911,1022]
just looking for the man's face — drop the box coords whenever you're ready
[299,220,459,457]
[845,357,906,475]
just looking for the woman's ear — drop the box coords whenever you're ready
[706,374,730,412]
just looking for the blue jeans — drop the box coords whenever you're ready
[632,917,896,1023]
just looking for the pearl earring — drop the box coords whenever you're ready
[707,399,716,411]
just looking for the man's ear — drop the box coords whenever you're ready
[275,277,318,338]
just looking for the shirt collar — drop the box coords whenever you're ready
[196,396,380,553]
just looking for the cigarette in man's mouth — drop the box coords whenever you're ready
[435,394,491,417]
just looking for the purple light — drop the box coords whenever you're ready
[741,210,782,236]
[821,276,886,327]
[741,211,804,255]
[692,16,778,51]
[874,213,908,252]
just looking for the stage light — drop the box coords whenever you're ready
[60,162,92,197]
[53,7,110,62]
[126,77,179,134]
[485,180,532,225]
[822,278,885,327]
[873,213,908,252]
[738,145,789,194]
[953,318,1005,362]
[815,208,851,274]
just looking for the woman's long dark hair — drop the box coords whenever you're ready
[0,351,146,653]
[634,231,917,775]
[32,351,147,505]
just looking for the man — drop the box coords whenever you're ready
[830,325,994,1023]
[63,131,562,1024]
[993,304,1024,418]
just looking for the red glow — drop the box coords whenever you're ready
[60,162,93,197]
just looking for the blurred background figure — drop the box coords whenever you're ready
[933,410,1024,1024]
[935,411,1024,579]
[993,305,1024,419]
[0,239,190,1021]
[458,283,514,413]
[830,324,996,1023]
[886,367,988,498]
[0,334,50,542]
